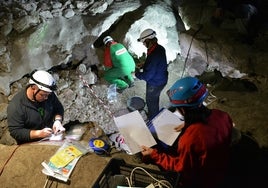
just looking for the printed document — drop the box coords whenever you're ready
[113,109,184,154]
[113,110,157,155]
[148,108,184,146]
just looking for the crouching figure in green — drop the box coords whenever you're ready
[103,36,135,92]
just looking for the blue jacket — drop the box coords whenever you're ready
[135,44,168,86]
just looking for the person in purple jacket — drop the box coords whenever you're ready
[136,29,168,120]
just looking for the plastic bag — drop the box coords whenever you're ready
[107,84,117,103]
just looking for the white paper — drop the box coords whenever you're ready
[149,108,183,146]
[113,110,157,155]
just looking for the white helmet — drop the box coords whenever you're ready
[103,36,113,45]
[137,29,156,42]
[29,70,57,92]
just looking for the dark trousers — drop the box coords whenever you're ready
[146,83,166,120]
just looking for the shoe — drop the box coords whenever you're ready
[128,81,135,88]
[116,87,127,94]
[123,75,135,88]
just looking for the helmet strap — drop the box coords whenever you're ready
[138,31,156,42]
[30,73,56,91]
[177,107,185,116]
[33,88,41,102]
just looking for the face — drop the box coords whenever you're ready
[36,91,51,101]
[31,85,51,102]
[143,39,150,48]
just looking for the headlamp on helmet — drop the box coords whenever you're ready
[103,36,113,45]
[29,70,57,92]
[137,29,156,43]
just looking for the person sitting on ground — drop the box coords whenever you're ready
[7,70,65,144]
[141,76,234,188]
[102,36,136,93]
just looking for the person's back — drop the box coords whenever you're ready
[142,43,168,86]
[141,76,233,188]
[102,36,135,92]
[178,109,233,188]
[109,42,135,69]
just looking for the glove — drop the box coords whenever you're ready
[43,127,52,133]
[53,120,65,135]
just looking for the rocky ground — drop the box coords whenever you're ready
[0,55,268,187]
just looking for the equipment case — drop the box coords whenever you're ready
[92,158,180,188]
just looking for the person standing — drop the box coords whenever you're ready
[141,76,234,188]
[135,29,168,120]
[102,36,136,93]
[7,70,65,144]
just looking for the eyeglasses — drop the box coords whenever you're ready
[38,92,51,98]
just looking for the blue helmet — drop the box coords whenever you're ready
[167,77,208,107]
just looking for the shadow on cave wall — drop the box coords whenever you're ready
[197,71,268,187]
[92,1,149,49]
[223,132,268,188]
[197,70,258,92]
